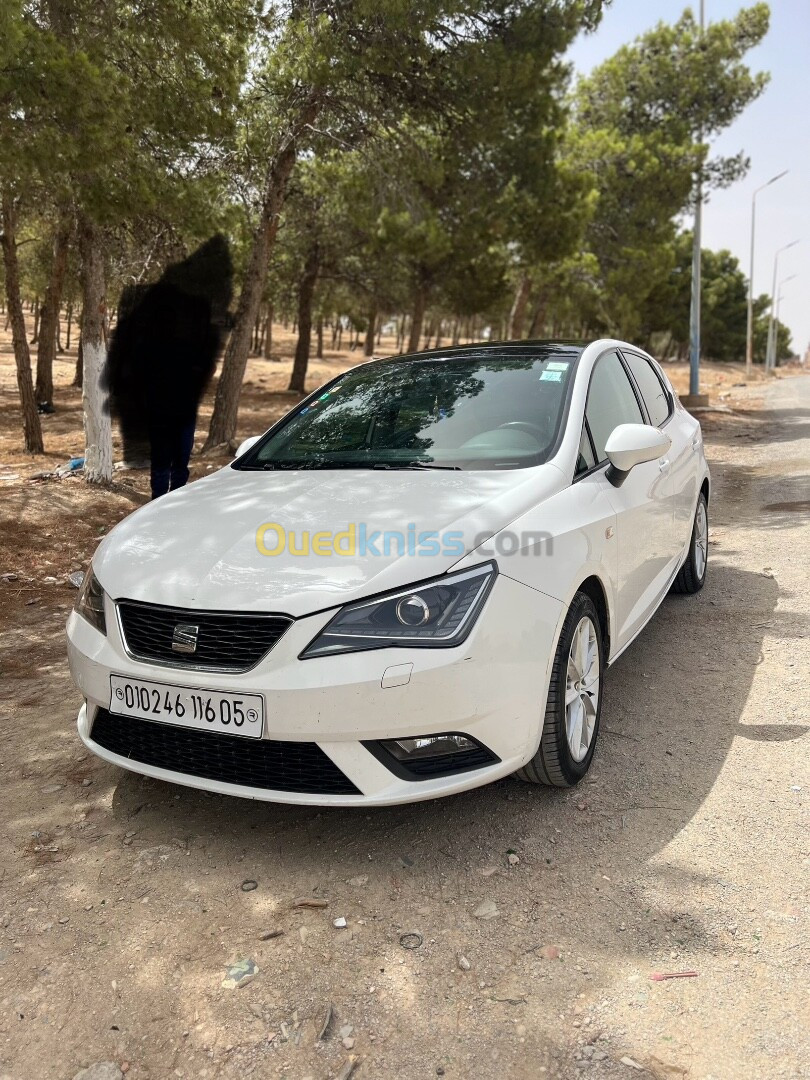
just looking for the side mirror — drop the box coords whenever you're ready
[604,423,671,473]
[234,435,261,458]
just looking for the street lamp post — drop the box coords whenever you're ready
[766,241,800,371]
[746,170,789,377]
[688,0,706,397]
[772,274,798,369]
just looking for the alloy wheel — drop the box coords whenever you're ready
[565,615,600,763]
[694,498,708,580]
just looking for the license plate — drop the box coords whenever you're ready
[109,675,264,739]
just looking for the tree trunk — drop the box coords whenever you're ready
[288,244,320,393]
[364,304,377,356]
[204,96,319,450]
[65,301,73,350]
[30,297,40,344]
[408,288,427,353]
[263,304,274,359]
[35,221,70,406]
[1,192,44,453]
[78,216,113,483]
[527,291,548,340]
[316,316,324,359]
[507,273,532,339]
[74,332,83,388]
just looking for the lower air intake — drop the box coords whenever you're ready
[91,709,360,795]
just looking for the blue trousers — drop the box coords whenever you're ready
[150,417,196,499]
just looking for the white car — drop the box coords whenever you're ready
[67,339,709,806]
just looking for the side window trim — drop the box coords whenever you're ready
[616,350,650,424]
[619,349,674,428]
[572,418,608,483]
[584,418,598,463]
[573,418,598,481]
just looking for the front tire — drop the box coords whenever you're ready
[671,491,708,594]
[517,591,604,788]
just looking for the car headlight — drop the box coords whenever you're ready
[301,562,497,658]
[74,567,107,635]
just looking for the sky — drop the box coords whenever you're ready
[568,0,810,356]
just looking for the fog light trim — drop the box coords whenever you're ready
[363,732,500,781]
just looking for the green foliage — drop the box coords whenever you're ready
[1,1,256,224]
[570,4,770,339]
[641,231,792,363]
[0,0,779,379]
[577,4,770,188]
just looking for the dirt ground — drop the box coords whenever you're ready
[0,323,808,1080]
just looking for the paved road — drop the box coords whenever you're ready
[0,375,808,1080]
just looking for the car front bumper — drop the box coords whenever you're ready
[67,573,563,806]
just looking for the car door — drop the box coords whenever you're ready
[620,349,697,560]
[585,350,674,652]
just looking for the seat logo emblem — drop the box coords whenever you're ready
[172,623,200,654]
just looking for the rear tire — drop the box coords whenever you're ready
[671,491,708,595]
[516,591,604,788]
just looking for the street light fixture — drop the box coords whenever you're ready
[766,241,800,371]
[746,170,789,376]
[688,0,706,398]
[772,274,798,369]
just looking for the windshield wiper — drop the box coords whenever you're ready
[373,462,462,471]
[256,460,462,471]
[260,461,388,471]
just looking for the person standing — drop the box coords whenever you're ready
[104,235,232,498]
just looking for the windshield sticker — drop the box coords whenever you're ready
[540,370,563,382]
[546,361,569,371]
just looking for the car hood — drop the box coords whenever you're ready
[93,463,566,616]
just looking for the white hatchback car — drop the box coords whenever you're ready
[67,340,709,805]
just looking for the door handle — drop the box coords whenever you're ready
[659,458,670,472]
[692,436,701,450]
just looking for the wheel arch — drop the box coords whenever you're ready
[576,573,611,658]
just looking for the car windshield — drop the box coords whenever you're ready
[237,348,580,471]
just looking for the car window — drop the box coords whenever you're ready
[623,352,671,428]
[576,427,596,475]
[237,350,580,471]
[585,351,644,462]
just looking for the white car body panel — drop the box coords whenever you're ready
[66,338,709,805]
[91,462,567,616]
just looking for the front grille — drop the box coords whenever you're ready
[91,710,360,795]
[117,601,292,672]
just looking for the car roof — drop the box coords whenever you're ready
[368,340,588,366]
